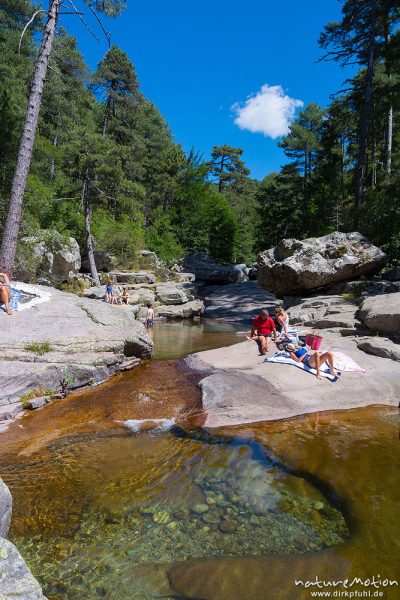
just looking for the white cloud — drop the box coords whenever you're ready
[232,84,303,139]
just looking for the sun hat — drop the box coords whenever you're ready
[285,343,296,351]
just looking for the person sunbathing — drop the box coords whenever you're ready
[288,345,337,380]
[0,272,13,315]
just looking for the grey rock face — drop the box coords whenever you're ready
[156,283,188,305]
[0,537,47,599]
[0,478,46,599]
[0,478,12,537]
[0,285,153,415]
[203,281,279,323]
[20,231,81,278]
[257,232,386,296]
[344,279,400,297]
[25,396,50,410]
[139,250,160,270]
[110,271,156,284]
[358,292,400,334]
[174,272,196,283]
[83,285,106,300]
[357,337,400,361]
[382,266,400,282]
[287,295,360,330]
[81,251,117,273]
[156,300,204,319]
[179,253,249,284]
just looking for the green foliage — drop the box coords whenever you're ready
[1,0,399,274]
[58,278,87,296]
[24,341,53,355]
[209,144,250,193]
[145,209,184,263]
[341,290,361,304]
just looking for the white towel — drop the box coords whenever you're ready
[265,351,339,382]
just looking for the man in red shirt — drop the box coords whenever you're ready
[248,309,277,355]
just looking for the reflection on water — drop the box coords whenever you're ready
[0,320,398,599]
[151,319,242,359]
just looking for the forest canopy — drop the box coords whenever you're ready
[0,0,399,272]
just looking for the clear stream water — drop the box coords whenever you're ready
[0,321,399,600]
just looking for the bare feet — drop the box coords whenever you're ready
[316,374,322,380]
[6,308,13,315]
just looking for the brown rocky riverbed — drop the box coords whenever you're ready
[0,346,399,599]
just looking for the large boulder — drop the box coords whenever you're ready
[138,249,161,270]
[382,266,400,282]
[156,300,204,319]
[18,231,81,280]
[0,478,46,599]
[156,283,188,305]
[356,337,400,362]
[110,271,156,284]
[81,251,117,273]
[0,478,12,537]
[179,253,248,285]
[358,292,400,334]
[0,537,47,599]
[257,232,386,296]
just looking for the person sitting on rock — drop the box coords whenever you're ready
[121,289,129,305]
[288,345,337,380]
[105,279,113,303]
[247,309,277,355]
[275,307,289,338]
[0,272,13,315]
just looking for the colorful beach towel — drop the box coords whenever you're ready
[331,350,365,373]
[265,351,339,382]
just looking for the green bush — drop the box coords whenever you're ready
[25,341,53,355]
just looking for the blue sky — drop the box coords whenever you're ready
[63,0,349,180]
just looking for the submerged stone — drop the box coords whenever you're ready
[218,520,237,534]
[190,503,209,515]
[152,511,172,525]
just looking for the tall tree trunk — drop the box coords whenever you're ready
[102,96,112,136]
[384,22,393,177]
[0,0,61,274]
[50,133,58,179]
[218,155,225,193]
[354,12,376,220]
[385,103,393,176]
[82,163,100,286]
[371,119,377,188]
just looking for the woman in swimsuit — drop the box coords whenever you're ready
[289,346,337,380]
[0,272,13,315]
[275,307,289,338]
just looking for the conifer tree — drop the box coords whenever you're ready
[0,0,126,274]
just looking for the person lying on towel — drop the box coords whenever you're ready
[287,344,337,381]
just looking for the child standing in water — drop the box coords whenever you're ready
[146,303,154,328]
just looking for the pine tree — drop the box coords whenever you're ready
[0,0,127,274]
[209,145,250,193]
